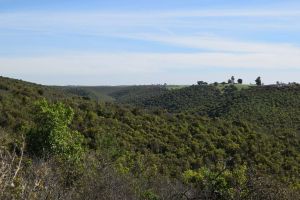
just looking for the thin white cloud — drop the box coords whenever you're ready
[1,8,300,84]
[1,52,299,85]
[157,9,300,17]
[1,9,300,31]
[125,35,300,55]
[1,9,300,55]
[0,51,299,75]
[2,9,300,21]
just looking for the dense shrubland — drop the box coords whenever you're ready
[0,76,299,199]
[61,85,168,102]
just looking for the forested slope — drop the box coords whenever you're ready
[60,85,168,102]
[0,76,299,199]
[129,84,300,130]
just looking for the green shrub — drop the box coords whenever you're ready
[183,165,248,199]
[26,99,85,163]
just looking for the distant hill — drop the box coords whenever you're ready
[122,84,300,130]
[59,85,170,102]
[57,82,300,134]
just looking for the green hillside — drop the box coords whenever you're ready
[0,76,299,199]
[129,84,300,130]
[60,85,169,102]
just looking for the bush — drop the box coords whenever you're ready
[183,165,248,200]
[26,99,85,163]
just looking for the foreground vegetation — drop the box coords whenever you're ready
[0,76,299,199]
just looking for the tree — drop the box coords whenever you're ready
[183,165,249,199]
[237,79,243,84]
[26,99,85,163]
[231,76,235,84]
[197,81,208,85]
[255,77,262,86]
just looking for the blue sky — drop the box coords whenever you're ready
[0,0,300,85]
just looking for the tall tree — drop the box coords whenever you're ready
[255,77,262,86]
[231,76,235,84]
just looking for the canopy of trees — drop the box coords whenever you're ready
[0,76,299,199]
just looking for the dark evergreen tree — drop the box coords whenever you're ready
[231,76,235,84]
[255,76,262,86]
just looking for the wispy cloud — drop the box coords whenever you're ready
[1,9,300,33]
[1,51,299,74]
[1,6,300,84]
[124,34,300,55]
[1,52,299,85]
